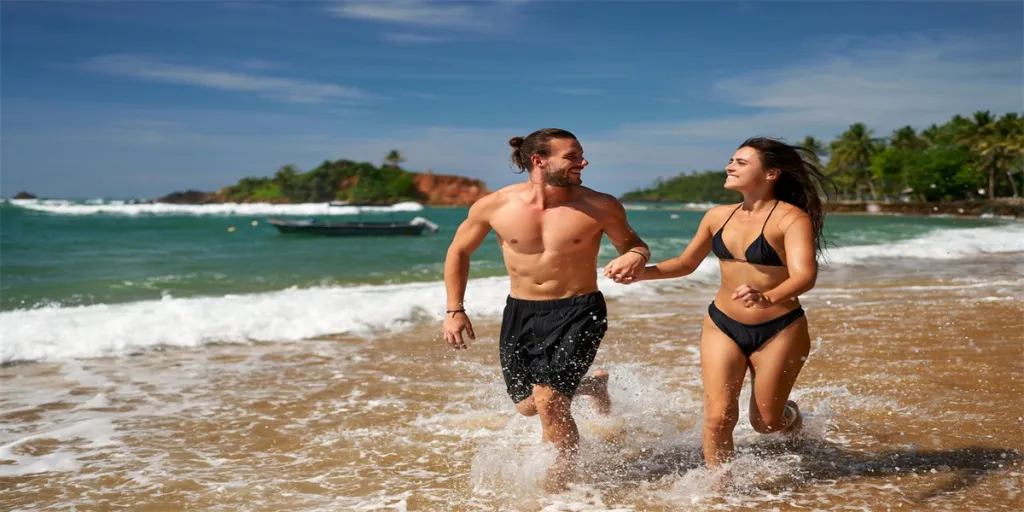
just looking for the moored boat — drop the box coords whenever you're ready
[266,216,440,236]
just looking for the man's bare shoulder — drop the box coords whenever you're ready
[467,185,519,218]
[576,186,622,208]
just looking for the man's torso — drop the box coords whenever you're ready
[488,185,607,300]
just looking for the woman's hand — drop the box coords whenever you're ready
[732,285,772,309]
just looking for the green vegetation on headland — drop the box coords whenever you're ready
[621,111,1024,204]
[155,150,488,206]
[221,150,420,204]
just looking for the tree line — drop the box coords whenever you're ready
[622,111,1024,203]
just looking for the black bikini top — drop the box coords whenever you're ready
[711,201,785,267]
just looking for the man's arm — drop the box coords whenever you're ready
[596,194,650,282]
[444,194,497,311]
[597,194,650,259]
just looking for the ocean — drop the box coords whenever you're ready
[2,198,1022,511]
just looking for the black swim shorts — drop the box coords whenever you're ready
[499,291,608,404]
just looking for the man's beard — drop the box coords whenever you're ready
[543,168,580,187]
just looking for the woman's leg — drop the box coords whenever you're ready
[700,314,751,465]
[747,316,811,434]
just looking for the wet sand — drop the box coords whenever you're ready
[2,253,1022,511]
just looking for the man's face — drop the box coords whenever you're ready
[541,138,588,187]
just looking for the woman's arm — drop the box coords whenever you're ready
[762,212,817,304]
[637,209,718,281]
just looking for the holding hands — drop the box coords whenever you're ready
[604,249,648,284]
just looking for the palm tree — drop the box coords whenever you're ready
[891,125,927,151]
[830,123,884,200]
[800,135,830,165]
[920,124,945,148]
[957,110,1002,198]
[996,112,1024,198]
[384,150,407,168]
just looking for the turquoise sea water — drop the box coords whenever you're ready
[1,201,1013,311]
[2,199,1022,364]
[3,198,1023,512]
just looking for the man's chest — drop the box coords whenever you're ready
[491,206,603,252]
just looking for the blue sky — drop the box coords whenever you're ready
[2,0,1022,199]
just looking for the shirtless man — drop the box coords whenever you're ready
[441,128,650,491]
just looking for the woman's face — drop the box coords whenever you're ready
[723,146,769,191]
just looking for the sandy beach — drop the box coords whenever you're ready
[3,249,1021,511]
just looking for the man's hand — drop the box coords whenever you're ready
[603,251,647,284]
[732,285,772,309]
[442,311,475,350]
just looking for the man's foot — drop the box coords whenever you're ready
[544,454,575,493]
[586,369,612,416]
[782,400,803,434]
[708,465,734,494]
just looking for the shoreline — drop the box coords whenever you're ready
[627,198,1023,221]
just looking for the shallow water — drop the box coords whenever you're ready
[3,252,1021,511]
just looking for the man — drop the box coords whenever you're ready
[441,128,650,491]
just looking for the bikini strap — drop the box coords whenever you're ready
[719,203,742,231]
[760,200,780,233]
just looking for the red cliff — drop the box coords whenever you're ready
[413,170,489,206]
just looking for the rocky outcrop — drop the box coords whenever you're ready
[413,171,488,206]
[13,191,37,199]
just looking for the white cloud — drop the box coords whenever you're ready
[328,1,496,31]
[81,54,377,105]
[42,33,1022,197]
[299,34,1023,193]
[621,34,1022,143]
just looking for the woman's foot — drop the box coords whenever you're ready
[782,400,802,434]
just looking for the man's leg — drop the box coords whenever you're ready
[514,395,537,416]
[575,369,612,415]
[516,366,609,418]
[532,383,578,492]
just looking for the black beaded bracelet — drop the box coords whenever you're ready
[628,249,650,263]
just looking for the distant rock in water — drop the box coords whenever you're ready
[14,191,37,199]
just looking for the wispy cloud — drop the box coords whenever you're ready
[381,32,450,45]
[301,34,1023,192]
[45,34,1021,197]
[327,0,526,34]
[328,0,491,30]
[622,34,1023,142]
[81,54,377,105]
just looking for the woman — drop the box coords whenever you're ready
[619,137,833,465]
